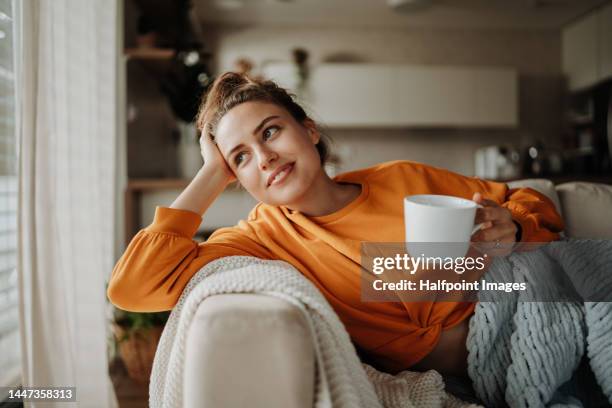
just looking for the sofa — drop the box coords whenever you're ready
[181,180,612,407]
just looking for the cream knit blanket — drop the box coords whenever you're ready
[149,256,478,408]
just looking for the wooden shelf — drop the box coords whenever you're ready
[124,48,175,60]
[124,178,189,245]
[127,178,243,192]
[127,178,190,191]
[124,178,245,246]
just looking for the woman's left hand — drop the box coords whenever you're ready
[471,192,518,256]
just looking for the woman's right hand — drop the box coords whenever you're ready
[199,128,236,185]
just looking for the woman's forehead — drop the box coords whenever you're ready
[216,102,287,145]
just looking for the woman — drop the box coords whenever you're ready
[108,72,563,378]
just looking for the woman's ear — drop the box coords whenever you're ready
[303,118,320,145]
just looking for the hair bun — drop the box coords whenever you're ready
[195,71,331,166]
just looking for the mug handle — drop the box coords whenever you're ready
[472,204,485,235]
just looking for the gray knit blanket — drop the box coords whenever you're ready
[467,239,612,407]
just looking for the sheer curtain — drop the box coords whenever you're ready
[16,0,117,405]
[0,0,21,398]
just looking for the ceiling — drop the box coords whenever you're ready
[193,0,610,30]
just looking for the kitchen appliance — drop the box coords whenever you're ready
[475,145,521,180]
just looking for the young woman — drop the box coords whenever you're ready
[108,72,563,378]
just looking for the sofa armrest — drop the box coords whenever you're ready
[556,182,612,239]
[183,293,315,408]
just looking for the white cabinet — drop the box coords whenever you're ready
[562,12,599,91]
[262,62,300,92]
[311,65,396,126]
[392,66,517,127]
[263,63,517,128]
[562,2,612,91]
[472,68,518,127]
[394,66,518,127]
[393,66,474,126]
[599,3,612,81]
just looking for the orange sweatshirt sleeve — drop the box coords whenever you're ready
[404,162,564,243]
[107,206,272,312]
[501,187,564,243]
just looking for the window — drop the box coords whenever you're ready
[0,0,21,398]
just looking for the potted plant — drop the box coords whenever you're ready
[112,308,170,384]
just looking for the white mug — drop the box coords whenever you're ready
[403,194,482,259]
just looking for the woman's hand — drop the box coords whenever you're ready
[471,192,518,256]
[169,130,237,215]
[199,128,236,186]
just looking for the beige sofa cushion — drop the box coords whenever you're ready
[556,182,612,239]
[183,293,315,408]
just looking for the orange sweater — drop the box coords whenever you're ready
[108,160,563,372]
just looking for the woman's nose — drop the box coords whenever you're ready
[256,146,278,171]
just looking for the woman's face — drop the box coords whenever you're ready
[215,101,323,206]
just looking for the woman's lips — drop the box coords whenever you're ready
[267,163,294,187]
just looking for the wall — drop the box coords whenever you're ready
[201,24,564,175]
[139,24,565,232]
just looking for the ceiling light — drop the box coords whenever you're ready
[183,51,200,66]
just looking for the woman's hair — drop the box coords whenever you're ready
[195,72,330,166]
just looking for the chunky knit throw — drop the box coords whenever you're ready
[149,256,477,408]
[149,240,611,407]
[467,239,612,407]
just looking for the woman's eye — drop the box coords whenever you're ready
[263,125,279,140]
[234,152,246,166]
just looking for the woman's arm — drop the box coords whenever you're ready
[402,161,565,243]
[170,165,232,216]
[170,130,236,215]
[500,187,564,243]
[107,132,269,312]
[471,185,565,250]
[107,207,270,312]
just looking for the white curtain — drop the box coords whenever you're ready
[16,0,118,406]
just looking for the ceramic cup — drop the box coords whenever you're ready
[404,194,482,259]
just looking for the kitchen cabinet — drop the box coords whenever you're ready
[472,68,518,127]
[263,63,518,128]
[562,2,612,91]
[311,65,396,126]
[393,66,516,127]
[393,66,474,126]
[599,3,612,82]
[562,12,599,91]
